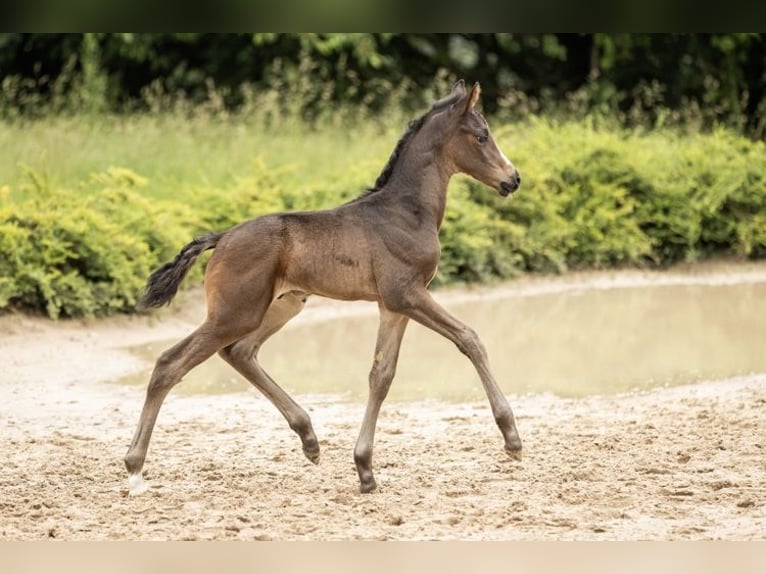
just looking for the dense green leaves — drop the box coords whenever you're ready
[0,34,764,137]
[494,121,766,270]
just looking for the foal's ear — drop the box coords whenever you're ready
[435,79,467,110]
[463,82,481,115]
[451,79,467,98]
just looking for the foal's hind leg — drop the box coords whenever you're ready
[218,292,320,463]
[124,322,237,494]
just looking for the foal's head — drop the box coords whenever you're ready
[433,80,521,197]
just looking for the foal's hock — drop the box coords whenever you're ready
[125,80,523,496]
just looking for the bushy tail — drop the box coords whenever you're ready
[138,232,224,309]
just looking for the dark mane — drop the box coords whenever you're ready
[367,114,429,193]
[361,91,463,197]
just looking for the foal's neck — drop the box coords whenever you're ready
[382,136,454,231]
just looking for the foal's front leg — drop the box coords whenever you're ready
[354,306,409,493]
[394,288,522,459]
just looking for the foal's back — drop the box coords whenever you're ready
[205,204,380,304]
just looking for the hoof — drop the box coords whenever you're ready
[127,473,149,496]
[505,447,523,462]
[359,480,378,494]
[303,448,320,465]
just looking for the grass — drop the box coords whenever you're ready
[0,112,405,202]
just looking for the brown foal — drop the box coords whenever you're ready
[125,80,522,496]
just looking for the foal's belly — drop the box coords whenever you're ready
[278,250,378,302]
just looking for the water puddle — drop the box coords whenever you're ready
[117,269,766,402]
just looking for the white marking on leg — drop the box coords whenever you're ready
[128,473,149,496]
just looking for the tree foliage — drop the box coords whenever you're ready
[0,33,764,136]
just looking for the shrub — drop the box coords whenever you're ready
[1,173,173,318]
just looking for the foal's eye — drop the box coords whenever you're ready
[476,134,488,144]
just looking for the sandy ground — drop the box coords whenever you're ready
[1,267,765,540]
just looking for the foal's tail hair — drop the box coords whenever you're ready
[138,232,224,309]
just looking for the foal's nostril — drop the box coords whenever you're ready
[516,172,522,185]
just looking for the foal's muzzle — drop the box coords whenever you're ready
[500,172,521,197]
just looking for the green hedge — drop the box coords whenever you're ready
[445,119,766,279]
[2,120,765,318]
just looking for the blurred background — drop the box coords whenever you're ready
[1,33,764,134]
